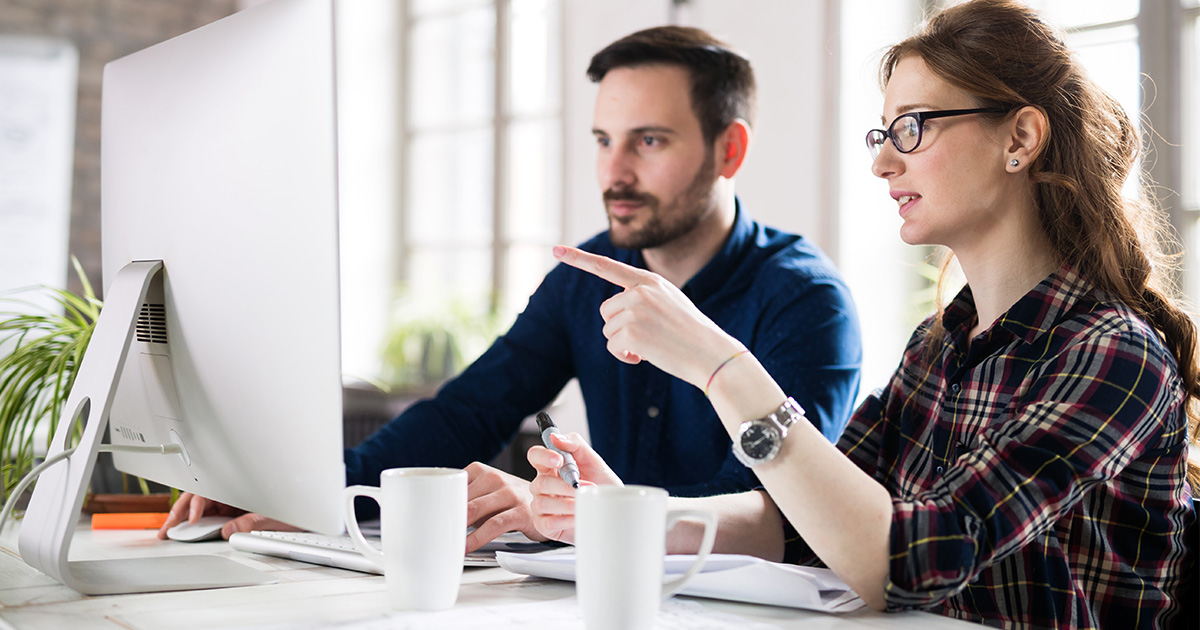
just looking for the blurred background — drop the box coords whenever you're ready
[0,0,1195,456]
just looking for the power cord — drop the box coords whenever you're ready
[0,443,183,536]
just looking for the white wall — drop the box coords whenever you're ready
[681,0,833,249]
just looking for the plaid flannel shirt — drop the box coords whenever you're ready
[788,266,1194,628]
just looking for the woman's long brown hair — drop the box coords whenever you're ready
[882,0,1200,491]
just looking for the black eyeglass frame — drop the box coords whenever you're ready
[865,107,1013,158]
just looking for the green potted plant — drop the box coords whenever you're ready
[0,258,99,506]
[380,291,504,395]
[0,259,170,513]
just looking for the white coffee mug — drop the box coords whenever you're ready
[575,485,717,630]
[344,467,467,610]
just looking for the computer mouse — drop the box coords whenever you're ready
[165,515,230,542]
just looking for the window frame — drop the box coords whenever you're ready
[397,0,565,318]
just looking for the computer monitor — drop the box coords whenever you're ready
[17,0,346,595]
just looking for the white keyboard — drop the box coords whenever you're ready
[228,530,538,573]
[229,530,390,574]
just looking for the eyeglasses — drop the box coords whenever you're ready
[865,107,1011,159]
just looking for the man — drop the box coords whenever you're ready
[160,26,862,553]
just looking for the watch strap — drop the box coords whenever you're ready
[769,397,804,432]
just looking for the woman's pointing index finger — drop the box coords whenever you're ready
[552,245,647,289]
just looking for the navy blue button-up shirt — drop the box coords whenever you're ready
[345,202,862,496]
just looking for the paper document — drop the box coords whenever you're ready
[496,550,865,613]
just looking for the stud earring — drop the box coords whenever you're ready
[1010,159,1019,167]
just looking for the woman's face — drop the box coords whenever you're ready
[871,55,1015,250]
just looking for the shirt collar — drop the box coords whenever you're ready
[622,198,752,302]
[943,264,1094,345]
[679,198,754,301]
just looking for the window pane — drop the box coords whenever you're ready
[409,8,495,129]
[506,119,561,242]
[509,0,561,115]
[408,245,492,305]
[504,244,554,316]
[1067,25,1141,111]
[839,0,925,396]
[1185,11,1200,302]
[400,0,563,339]
[512,0,549,13]
[1184,12,1199,209]
[407,129,494,242]
[1190,222,1200,304]
[1026,0,1137,28]
[410,0,490,18]
[1066,24,1141,199]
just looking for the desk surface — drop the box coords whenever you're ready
[0,520,982,630]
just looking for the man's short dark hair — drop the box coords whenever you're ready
[587,26,756,146]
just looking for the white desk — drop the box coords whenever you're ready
[0,520,982,630]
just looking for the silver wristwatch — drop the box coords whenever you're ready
[732,397,805,467]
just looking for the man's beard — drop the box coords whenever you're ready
[604,149,718,250]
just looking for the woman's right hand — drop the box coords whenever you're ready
[551,245,746,390]
[526,432,622,544]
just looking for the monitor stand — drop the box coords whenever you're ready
[16,260,275,595]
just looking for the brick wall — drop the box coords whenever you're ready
[0,0,237,298]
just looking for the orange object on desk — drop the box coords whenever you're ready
[91,512,170,530]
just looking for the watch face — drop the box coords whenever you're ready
[739,421,781,460]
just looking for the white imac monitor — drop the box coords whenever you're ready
[17,0,346,595]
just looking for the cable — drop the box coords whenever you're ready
[0,442,184,537]
[99,443,183,456]
[0,448,76,538]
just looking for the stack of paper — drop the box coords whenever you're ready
[496,550,864,613]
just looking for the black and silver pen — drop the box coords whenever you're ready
[535,412,580,488]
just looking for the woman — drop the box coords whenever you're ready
[526,1,1197,627]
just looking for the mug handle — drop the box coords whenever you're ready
[660,508,718,598]
[343,485,386,570]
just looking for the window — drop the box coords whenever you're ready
[997,0,1195,304]
[1032,0,1142,198]
[838,0,923,393]
[401,0,563,321]
[1183,0,1200,302]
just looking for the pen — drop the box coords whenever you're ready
[535,412,580,488]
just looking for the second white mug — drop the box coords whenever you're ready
[575,485,717,630]
[343,467,467,610]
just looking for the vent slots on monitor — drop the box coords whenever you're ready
[136,303,167,344]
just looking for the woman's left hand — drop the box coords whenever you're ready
[552,245,744,389]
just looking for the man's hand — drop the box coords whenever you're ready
[156,492,300,540]
[463,462,548,553]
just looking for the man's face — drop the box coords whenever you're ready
[592,64,720,250]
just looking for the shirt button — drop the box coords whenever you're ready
[647,406,660,418]
[950,383,961,394]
